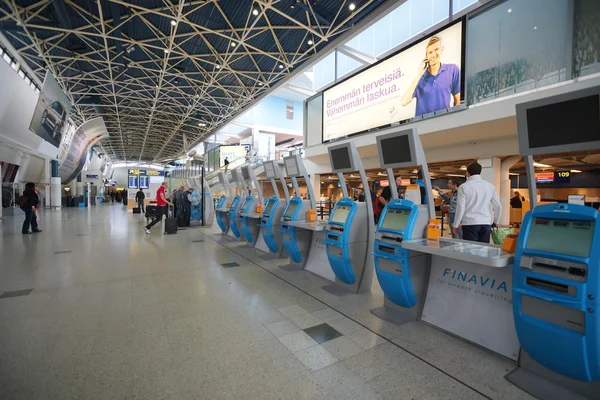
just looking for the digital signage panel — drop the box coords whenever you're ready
[323,21,464,142]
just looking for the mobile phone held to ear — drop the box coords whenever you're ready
[423,60,429,70]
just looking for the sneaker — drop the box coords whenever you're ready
[33,230,43,233]
[144,227,151,234]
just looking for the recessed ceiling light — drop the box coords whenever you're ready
[533,162,552,168]
[349,3,356,11]
[252,9,259,16]
[164,49,169,53]
[258,82,263,86]
[570,169,582,173]
[195,94,199,98]
[171,20,177,26]
[533,26,537,30]
[198,123,206,127]
[307,39,313,45]
[231,42,236,47]
[216,65,221,69]
[279,64,284,69]
[507,8,512,13]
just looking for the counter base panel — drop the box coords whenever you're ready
[421,255,519,361]
[506,350,600,400]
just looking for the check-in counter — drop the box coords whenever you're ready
[402,237,520,360]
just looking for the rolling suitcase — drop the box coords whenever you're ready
[133,207,141,214]
[165,206,178,234]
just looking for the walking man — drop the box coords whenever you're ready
[145,182,171,234]
[453,162,501,243]
[20,182,42,234]
[434,178,462,239]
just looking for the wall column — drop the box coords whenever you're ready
[500,156,521,226]
[50,159,61,208]
[477,157,502,224]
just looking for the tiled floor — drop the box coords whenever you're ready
[0,205,535,400]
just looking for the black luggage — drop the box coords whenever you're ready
[133,207,141,214]
[165,206,177,234]
[177,212,186,227]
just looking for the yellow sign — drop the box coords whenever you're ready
[128,169,142,175]
[147,170,162,176]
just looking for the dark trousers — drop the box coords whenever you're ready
[22,207,38,234]
[462,224,491,243]
[146,205,167,230]
[137,199,145,213]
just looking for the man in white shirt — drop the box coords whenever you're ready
[453,162,501,243]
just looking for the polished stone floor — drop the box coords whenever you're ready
[0,205,534,400]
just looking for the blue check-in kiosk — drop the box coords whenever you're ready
[513,204,599,382]
[259,161,289,254]
[238,165,263,246]
[228,168,247,239]
[214,172,232,234]
[506,87,600,399]
[370,129,434,324]
[324,142,375,294]
[279,154,316,270]
[229,195,242,238]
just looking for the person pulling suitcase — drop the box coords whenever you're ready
[145,182,171,234]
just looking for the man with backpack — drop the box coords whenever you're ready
[18,182,42,235]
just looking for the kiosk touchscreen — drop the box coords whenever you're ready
[259,161,288,254]
[371,129,433,324]
[324,142,374,294]
[280,155,314,268]
[506,87,600,399]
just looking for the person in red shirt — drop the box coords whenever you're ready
[145,182,172,233]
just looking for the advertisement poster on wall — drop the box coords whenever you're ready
[29,70,74,148]
[58,118,109,184]
[323,21,464,142]
[219,145,247,168]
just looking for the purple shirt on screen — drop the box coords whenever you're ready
[413,63,460,116]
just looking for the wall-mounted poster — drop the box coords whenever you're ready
[323,21,464,142]
[29,71,73,148]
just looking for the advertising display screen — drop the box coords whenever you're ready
[381,209,411,231]
[331,205,351,223]
[264,162,276,179]
[526,218,595,258]
[284,157,299,176]
[323,21,463,142]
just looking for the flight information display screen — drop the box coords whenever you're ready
[265,201,275,213]
[526,218,595,258]
[381,209,411,231]
[331,205,351,223]
[285,202,298,217]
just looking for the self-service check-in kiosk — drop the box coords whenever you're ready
[371,129,434,324]
[259,161,289,255]
[279,154,318,271]
[505,87,600,399]
[323,142,374,294]
[192,176,213,227]
[238,165,263,246]
[229,168,245,239]
[215,172,233,234]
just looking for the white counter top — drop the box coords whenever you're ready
[286,220,328,231]
[241,212,262,219]
[216,208,230,212]
[401,238,514,268]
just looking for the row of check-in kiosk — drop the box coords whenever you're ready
[206,87,600,399]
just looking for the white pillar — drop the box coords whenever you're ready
[50,177,62,208]
[500,156,521,226]
[310,174,320,200]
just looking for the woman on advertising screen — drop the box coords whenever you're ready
[401,36,461,116]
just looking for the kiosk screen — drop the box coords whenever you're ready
[331,205,351,223]
[381,209,411,231]
[265,201,275,213]
[241,198,251,210]
[331,148,351,170]
[242,168,250,181]
[381,135,411,165]
[284,158,299,176]
[285,202,298,217]
[526,218,595,258]
[264,163,275,178]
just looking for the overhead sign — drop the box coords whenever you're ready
[323,21,464,142]
[128,169,164,176]
[554,171,571,184]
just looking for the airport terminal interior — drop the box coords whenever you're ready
[1,0,600,399]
